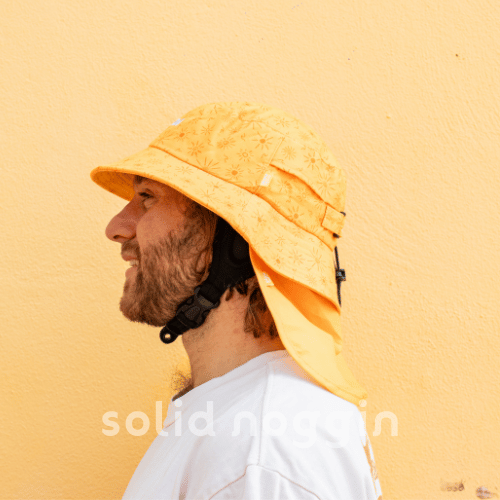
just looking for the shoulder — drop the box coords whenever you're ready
[184,357,377,499]
[263,353,365,448]
[257,369,373,499]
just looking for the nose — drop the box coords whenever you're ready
[105,200,140,243]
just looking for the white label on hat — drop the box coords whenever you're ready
[171,118,184,126]
[260,172,273,187]
[262,272,274,286]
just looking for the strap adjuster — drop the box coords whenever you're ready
[159,286,220,344]
[176,285,220,329]
[334,246,346,307]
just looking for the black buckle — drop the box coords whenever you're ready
[176,285,220,329]
[159,286,220,344]
[336,269,346,282]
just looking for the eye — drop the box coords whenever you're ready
[138,192,153,207]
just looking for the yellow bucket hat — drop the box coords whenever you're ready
[90,101,367,405]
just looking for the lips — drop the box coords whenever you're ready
[122,253,139,262]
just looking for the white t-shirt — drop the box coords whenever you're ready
[122,350,383,500]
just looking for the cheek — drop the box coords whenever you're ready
[160,202,190,232]
[135,218,157,252]
[136,210,187,248]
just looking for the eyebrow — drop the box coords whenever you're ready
[133,175,166,193]
[133,175,148,188]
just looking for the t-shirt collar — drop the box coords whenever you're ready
[164,349,289,427]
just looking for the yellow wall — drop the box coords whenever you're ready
[1,0,499,498]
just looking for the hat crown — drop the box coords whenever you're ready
[150,102,346,240]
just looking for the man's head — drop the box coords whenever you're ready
[105,174,278,340]
[92,102,364,403]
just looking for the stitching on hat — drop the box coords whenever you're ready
[148,144,262,207]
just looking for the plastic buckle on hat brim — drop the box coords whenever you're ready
[159,286,220,344]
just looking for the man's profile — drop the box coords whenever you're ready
[91,101,383,499]
[108,173,286,393]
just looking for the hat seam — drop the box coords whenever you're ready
[148,144,268,197]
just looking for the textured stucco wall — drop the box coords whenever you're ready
[1,0,499,498]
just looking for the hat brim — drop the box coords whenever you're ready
[91,145,367,405]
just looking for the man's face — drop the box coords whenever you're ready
[105,175,212,327]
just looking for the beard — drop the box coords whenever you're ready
[119,218,211,328]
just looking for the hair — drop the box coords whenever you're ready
[183,198,279,340]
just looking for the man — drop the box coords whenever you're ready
[105,174,287,393]
[92,101,383,499]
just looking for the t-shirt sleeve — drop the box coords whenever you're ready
[209,464,321,500]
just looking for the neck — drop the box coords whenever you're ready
[180,289,286,389]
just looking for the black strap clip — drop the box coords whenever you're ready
[159,285,220,344]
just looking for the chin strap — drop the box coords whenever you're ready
[160,212,347,344]
[160,217,256,344]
